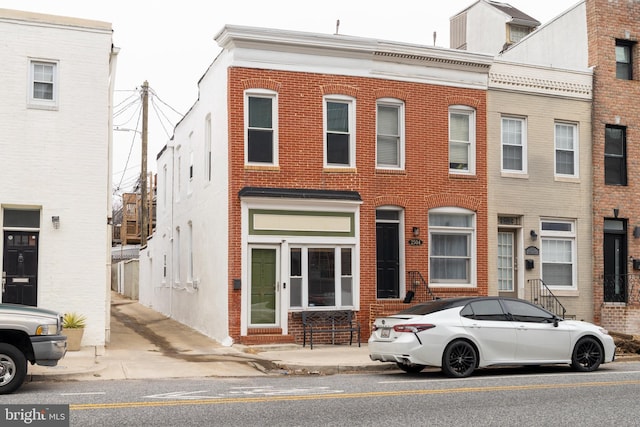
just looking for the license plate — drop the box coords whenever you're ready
[381,328,390,338]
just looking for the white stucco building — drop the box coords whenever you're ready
[0,9,118,347]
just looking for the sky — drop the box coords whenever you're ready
[1,0,580,198]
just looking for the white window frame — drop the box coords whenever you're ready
[376,99,405,170]
[449,106,476,175]
[554,121,579,178]
[540,219,577,290]
[428,207,476,288]
[288,245,356,309]
[205,114,212,182]
[324,95,356,168]
[244,89,278,166]
[501,116,527,174]
[187,221,194,283]
[28,59,58,109]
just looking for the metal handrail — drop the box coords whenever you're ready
[406,271,436,303]
[527,279,567,318]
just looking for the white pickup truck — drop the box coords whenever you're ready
[0,304,67,394]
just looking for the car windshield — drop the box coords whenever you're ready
[397,298,470,315]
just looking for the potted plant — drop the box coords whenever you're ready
[62,312,86,351]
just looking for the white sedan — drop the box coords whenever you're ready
[369,297,616,377]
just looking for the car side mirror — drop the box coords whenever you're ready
[553,317,559,327]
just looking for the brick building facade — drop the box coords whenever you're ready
[139,26,494,345]
[587,0,640,331]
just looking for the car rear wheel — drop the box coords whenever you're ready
[0,343,27,395]
[442,340,477,378]
[396,362,426,373]
[571,336,603,372]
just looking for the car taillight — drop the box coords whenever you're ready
[393,324,435,333]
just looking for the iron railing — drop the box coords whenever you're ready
[406,271,436,303]
[527,279,567,319]
[602,274,640,304]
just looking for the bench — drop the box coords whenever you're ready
[301,310,361,349]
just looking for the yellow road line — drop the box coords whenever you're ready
[71,379,640,411]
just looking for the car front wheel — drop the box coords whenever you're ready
[442,340,477,378]
[0,343,27,395]
[571,336,603,372]
[396,362,426,373]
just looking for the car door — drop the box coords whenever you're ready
[459,299,516,363]
[501,299,571,362]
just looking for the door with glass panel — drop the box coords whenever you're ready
[249,247,279,326]
[498,231,517,298]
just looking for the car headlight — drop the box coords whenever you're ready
[35,324,58,336]
[598,327,609,335]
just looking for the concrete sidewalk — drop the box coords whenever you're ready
[28,294,392,383]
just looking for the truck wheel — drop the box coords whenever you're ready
[0,343,27,394]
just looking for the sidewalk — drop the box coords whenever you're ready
[28,294,392,383]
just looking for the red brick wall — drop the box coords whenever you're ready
[227,67,488,343]
[588,0,640,326]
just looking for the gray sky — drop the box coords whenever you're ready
[1,0,580,194]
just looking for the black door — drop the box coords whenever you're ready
[376,222,399,298]
[603,219,626,302]
[2,231,39,306]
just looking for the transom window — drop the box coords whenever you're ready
[245,90,278,165]
[501,116,526,173]
[289,246,354,309]
[376,99,404,169]
[605,125,627,186]
[541,220,576,289]
[29,60,57,108]
[325,96,355,167]
[555,122,578,177]
[428,208,476,287]
[449,106,476,174]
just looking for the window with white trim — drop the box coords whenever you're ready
[449,106,476,174]
[541,220,576,289]
[187,222,194,282]
[245,90,278,165]
[501,116,527,173]
[289,246,354,309]
[376,99,404,169]
[324,96,355,167]
[205,114,212,181]
[29,60,58,108]
[555,122,578,177]
[428,208,476,286]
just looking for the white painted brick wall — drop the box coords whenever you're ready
[1,11,114,346]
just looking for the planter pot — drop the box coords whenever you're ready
[63,328,84,351]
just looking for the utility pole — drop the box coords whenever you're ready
[140,81,149,246]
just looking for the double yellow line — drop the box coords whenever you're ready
[71,379,640,411]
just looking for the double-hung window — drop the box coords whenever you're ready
[501,116,526,173]
[555,122,578,177]
[325,96,355,167]
[29,60,57,108]
[449,106,475,174]
[376,99,404,169]
[289,246,354,309]
[616,40,634,80]
[428,208,475,287]
[605,125,627,185]
[245,90,277,165]
[541,220,576,289]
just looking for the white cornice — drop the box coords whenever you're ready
[489,60,592,99]
[215,25,493,72]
